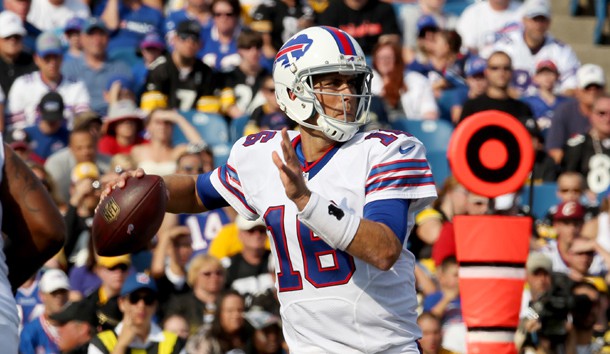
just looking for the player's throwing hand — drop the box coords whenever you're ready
[272,128,311,211]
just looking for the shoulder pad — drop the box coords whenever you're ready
[566,134,585,147]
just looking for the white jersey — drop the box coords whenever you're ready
[456,0,523,55]
[6,71,90,130]
[27,0,90,31]
[492,30,580,95]
[210,130,437,353]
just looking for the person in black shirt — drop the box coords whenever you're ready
[562,95,610,193]
[316,0,401,55]
[459,51,535,128]
[141,20,222,113]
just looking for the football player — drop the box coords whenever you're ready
[104,26,437,353]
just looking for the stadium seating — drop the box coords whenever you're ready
[173,110,231,166]
[427,150,452,188]
[229,115,250,144]
[518,183,559,220]
[391,119,454,153]
[443,0,476,16]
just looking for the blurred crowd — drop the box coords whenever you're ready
[1,0,610,352]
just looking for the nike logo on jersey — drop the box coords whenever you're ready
[399,145,415,154]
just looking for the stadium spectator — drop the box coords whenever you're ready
[103,75,138,109]
[424,29,466,98]
[21,91,71,162]
[458,51,534,126]
[45,126,111,202]
[26,0,89,31]
[492,1,580,96]
[165,254,226,334]
[15,274,44,331]
[61,18,133,115]
[521,60,569,136]
[164,0,212,46]
[456,0,523,56]
[399,0,458,65]
[545,63,606,164]
[371,42,439,121]
[150,224,193,314]
[6,31,89,130]
[417,312,451,354]
[187,290,249,353]
[19,269,70,354]
[565,281,602,353]
[584,187,610,250]
[50,300,97,353]
[3,0,42,52]
[63,17,85,62]
[162,314,190,340]
[222,29,270,119]
[407,15,440,74]
[540,201,607,277]
[140,20,221,113]
[423,256,464,353]
[133,32,166,95]
[83,255,131,331]
[519,253,553,319]
[250,0,313,59]
[0,11,37,126]
[130,109,203,175]
[449,55,487,124]
[89,272,187,353]
[98,99,146,155]
[200,0,242,72]
[316,0,401,55]
[248,74,294,134]
[243,308,284,354]
[561,95,610,192]
[97,0,163,54]
[223,215,272,297]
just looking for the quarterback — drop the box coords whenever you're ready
[106,26,437,353]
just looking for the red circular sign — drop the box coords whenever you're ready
[448,110,534,198]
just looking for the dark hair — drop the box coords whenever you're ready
[211,0,241,18]
[440,255,457,271]
[206,290,250,352]
[437,30,462,55]
[237,28,263,49]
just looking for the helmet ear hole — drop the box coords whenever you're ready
[288,89,297,101]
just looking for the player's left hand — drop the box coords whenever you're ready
[272,128,311,211]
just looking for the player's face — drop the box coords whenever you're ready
[312,73,360,122]
[219,294,245,334]
[417,317,442,354]
[484,54,512,90]
[590,97,610,136]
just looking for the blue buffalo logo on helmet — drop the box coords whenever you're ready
[275,34,313,68]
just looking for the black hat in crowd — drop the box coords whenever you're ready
[38,91,65,122]
[176,20,201,37]
[49,300,97,327]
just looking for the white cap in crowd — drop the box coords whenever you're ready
[236,215,267,231]
[39,269,70,294]
[523,0,551,19]
[0,11,27,39]
[577,63,606,88]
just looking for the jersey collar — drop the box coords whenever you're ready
[292,135,342,180]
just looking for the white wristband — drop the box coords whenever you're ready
[297,192,360,251]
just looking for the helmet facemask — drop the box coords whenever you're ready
[291,59,373,142]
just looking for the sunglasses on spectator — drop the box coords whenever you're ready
[177,33,200,42]
[213,12,235,17]
[559,188,582,193]
[106,263,129,272]
[128,292,156,305]
[487,65,512,72]
[201,270,223,277]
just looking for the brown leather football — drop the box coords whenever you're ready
[92,175,167,256]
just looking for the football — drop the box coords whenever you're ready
[92,175,167,256]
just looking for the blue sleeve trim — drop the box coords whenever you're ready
[364,199,410,243]
[196,171,229,210]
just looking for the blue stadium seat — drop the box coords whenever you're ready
[427,150,451,188]
[391,119,454,153]
[519,183,559,220]
[173,110,231,166]
[229,115,250,144]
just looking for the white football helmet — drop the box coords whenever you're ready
[273,26,373,142]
